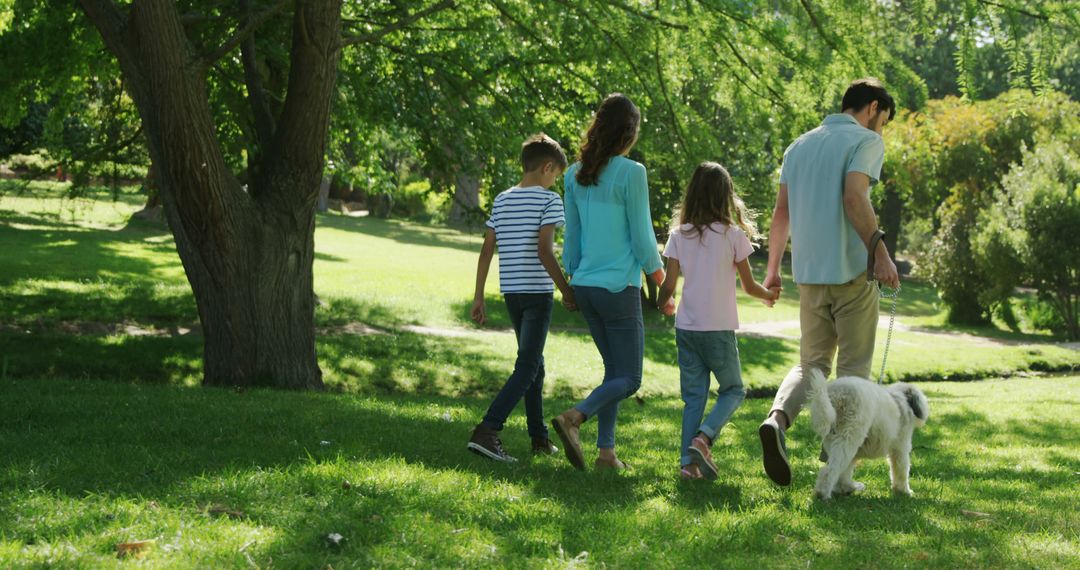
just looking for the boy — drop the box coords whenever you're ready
[467,133,576,462]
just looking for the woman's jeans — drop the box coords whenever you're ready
[572,285,644,449]
[676,328,746,466]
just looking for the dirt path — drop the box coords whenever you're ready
[3,318,1077,352]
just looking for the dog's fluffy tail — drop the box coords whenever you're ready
[807,367,835,439]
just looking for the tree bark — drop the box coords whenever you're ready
[78,0,342,390]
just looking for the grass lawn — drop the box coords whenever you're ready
[1,182,1075,396]
[1,375,1077,567]
[2,182,1078,567]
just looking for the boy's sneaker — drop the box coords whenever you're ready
[531,437,559,455]
[688,436,719,481]
[467,425,517,462]
[758,417,791,486]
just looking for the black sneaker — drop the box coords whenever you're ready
[531,437,559,455]
[467,425,517,462]
[759,417,791,486]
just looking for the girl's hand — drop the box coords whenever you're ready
[761,286,781,308]
[661,298,676,316]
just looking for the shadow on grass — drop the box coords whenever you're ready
[0,377,1076,567]
[317,212,482,254]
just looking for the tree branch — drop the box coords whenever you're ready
[201,0,290,67]
[76,0,130,61]
[798,0,843,53]
[340,0,456,47]
[974,0,1049,21]
[604,0,689,29]
[239,0,276,150]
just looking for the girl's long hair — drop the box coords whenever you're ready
[575,93,640,186]
[674,162,760,241]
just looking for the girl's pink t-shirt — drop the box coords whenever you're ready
[663,223,755,331]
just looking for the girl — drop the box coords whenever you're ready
[550,93,670,471]
[656,162,779,480]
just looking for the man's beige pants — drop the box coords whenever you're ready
[771,273,879,424]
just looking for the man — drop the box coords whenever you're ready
[759,78,901,486]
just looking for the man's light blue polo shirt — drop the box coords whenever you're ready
[780,113,885,285]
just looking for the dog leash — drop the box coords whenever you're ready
[867,229,900,384]
[877,283,900,384]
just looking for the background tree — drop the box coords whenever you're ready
[974,139,1080,339]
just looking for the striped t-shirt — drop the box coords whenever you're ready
[485,186,565,294]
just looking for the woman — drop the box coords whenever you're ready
[551,93,668,470]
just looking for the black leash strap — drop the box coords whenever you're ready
[867,229,886,283]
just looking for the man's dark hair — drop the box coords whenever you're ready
[841,78,896,121]
[521,133,568,172]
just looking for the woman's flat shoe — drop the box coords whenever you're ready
[594,457,629,470]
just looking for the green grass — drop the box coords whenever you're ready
[1,181,1075,396]
[1,375,1077,567]
[2,181,1079,567]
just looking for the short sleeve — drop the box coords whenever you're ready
[662,231,679,260]
[778,142,795,185]
[847,135,885,186]
[541,194,565,227]
[485,198,498,229]
[730,227,754,264]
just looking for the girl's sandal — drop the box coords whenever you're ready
[680,465,704,480]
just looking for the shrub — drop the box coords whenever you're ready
[974,139,1080,339]
[922,189,992,325]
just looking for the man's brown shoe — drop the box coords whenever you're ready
[551,412,586,470]
[531,437,559,455]
[467,425,517,462]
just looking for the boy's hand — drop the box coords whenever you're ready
[660,298,676,316]
[470,299,486,326]
[561,289,578,312]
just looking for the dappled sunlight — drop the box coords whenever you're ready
[0,376,1077,566]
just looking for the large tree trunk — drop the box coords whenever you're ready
[79,0,342,389]
[449,168,482,226]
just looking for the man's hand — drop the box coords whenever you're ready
[874,253,900,289]
[470,299,486,325]
[660,298,676,316]
[763,272,783,296]
[762,286,781,308]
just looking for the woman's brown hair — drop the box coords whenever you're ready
[575,93,640,186]
[675,162,759,241]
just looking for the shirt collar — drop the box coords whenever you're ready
[822,113,860,127]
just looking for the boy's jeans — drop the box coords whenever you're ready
[676,329,746,467]
[572,285,644,450]
[481,293,553,438]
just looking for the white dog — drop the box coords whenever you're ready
[807,368,929,500]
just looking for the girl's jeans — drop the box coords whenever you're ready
[676,328,746,467]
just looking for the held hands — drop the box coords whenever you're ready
[660,298,676,316]
[762,286,781,308]
[470,298,486,326]
[761,272,783,308]
[561,289,578,312]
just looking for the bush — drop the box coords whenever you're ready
[973,139,1080,340]
[922,190,992,325]
[6,151,55,178]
